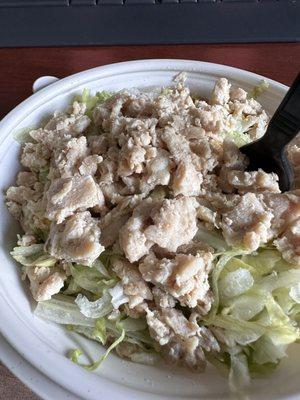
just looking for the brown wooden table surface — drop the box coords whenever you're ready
[0,43,300,400]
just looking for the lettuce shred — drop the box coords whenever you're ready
[73,89,112,118]
[200,245,300,397]
[33,250,157,369]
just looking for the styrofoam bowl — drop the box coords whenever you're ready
[0,59,298,400]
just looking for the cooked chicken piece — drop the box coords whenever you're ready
[100,182,125,205]
[287,136,300,187]
[166,324,220,371]
[211,78,231,106]
[6,184,46,231]
[287,137,300,167]
[230,87,247,102]
[6,186,36,205]
[144,197,198,253]
[79,155,103,176]
[16,172,38,188]
[26,265,66,302]
[262,191,300,234]
[119,198,162,262]
[146,307,219,370]
[21,142,51,171]
[17,234,36,247]
[219,168,280,194]
[221,139,247,170]
[46,175,105,223]
[221,193,273,251]
[47,211,104,266]
[172,160,203,196]
[139,251,213,309]
[196,202,217,226]
[30,103,90,153]
[274,218,300,266]
[152,287,176,309]
[161,126,191,164]
[52,136,89,178]
[44,102,90,136]
[146,307,199,346]
[140,149,172,194]
[117,142,146,177]
[112,258,153,310]
[100,196,142,247]
[221,191,299,254]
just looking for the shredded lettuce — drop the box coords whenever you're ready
[250,80,269,99]
[223,131,252,148]
[13,126,36,144]
[34,295,95,327]
[228,350,250,400]
[108,283,129,309]
[38,166,50,184]
[33,249,158,371]
[73,89,112,118]
[68,329,125,371]
[202,247,300,397]
[75,292,113,318]
[11,244,57,267]
[219,268,254,299]
[69,263,117,296]
[195,225,228,251]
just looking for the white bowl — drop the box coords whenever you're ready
[0,59,298,400]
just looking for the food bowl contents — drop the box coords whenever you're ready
[6,74,300,396]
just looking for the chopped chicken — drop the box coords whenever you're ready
[46,211,104,266]
[139,251,213,309]
[140,149,172,194]
[52,136,89,178]
[211,78,231,106]
[219,168,280,194]
[119,198,162,262]
[172,160,203,196]
[274,218,300,266]
[220,193,273,251]
[144,197,198,252]
[26,266,66,302]
[146,307,219,370]
[112,258,153,310]
[262,191,300,234]
[46,175,105,223]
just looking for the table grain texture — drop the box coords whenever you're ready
[0,43,300,400]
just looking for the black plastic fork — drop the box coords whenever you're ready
[240,73,300,192]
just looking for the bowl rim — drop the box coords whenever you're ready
[0,59,293,400]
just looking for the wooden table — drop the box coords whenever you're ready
[0,43,299,400]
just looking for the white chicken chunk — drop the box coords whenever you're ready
[140,149,172,194]
[274,219,300,266]
[53,136,89,178]
[221,193,273,251]
[219,168,280,194]
[47,211,104,266]
[140,251,213,309]
[119,198,162,263]
[172,160,203,196]
[26,266,66,302]
[46,175,105,223]
[211,78,231,106]
[146,307,219,370]
[144,197,198,253]
[112,258,153,310]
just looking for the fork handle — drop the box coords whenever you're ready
[263,72,300,149]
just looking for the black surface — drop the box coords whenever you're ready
[0,1,299,47]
